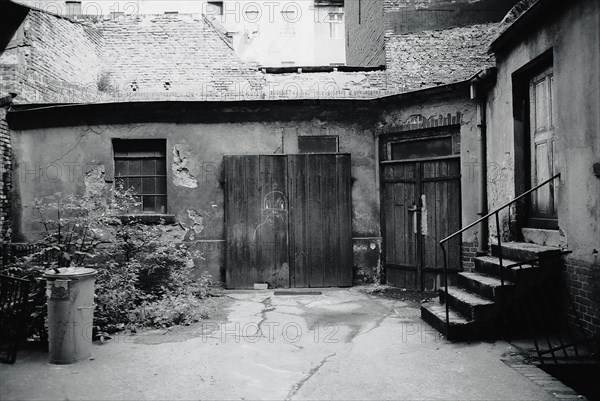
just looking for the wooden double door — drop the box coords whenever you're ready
[382,158,461,290]
[224,154,352,289]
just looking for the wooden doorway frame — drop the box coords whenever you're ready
[379,127,462,291]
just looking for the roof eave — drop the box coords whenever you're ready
[490,0,560,54]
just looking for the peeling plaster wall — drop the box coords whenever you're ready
[486,0,600,335]
[10,111,380,284]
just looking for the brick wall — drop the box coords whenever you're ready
[564,257,600,338]
[461,241,478,271]
[345,0,386,67]
[0,9,102,103]
[96,14,265,99]
[385,23,498,92]
[263,70,389,99]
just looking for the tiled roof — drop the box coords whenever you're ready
[384,23,499,92]
[1,2,499,103]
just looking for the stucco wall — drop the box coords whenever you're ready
[10,107,381,285]
[486,0,600,335]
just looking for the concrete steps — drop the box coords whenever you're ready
[474,255,530,280]
[420,302,478,340]
[490,241,562,262]
[421,238,563,341]
[456,272,514,300]
[439,286,495,321]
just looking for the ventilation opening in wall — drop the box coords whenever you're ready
[298,135,339,153]
[113,139,167,214]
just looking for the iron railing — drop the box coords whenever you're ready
[438,172,561,335]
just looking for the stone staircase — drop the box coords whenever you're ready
[421,236,564,340]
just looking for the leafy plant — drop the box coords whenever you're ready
[10,185,212,338]
[29,193,99,272]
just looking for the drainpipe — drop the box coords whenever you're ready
[470,68,496,254]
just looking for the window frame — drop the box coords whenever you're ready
[113,139,168,215]
[298,135,340,153]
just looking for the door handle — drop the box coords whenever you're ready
[408,205,421,213]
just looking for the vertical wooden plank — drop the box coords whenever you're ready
[234,156,246,288]
[224,156,234,289]
[422,161,436,271]
[448,159,461,270]
[287,155,298,287]
[311,154,325,287]
[337,154,353,286]
[258,155,273,286]
[225,156,246,289]
[274,155,289,288]
[320,155,335,287]
[245,155,260,288]
[437,160,448,269]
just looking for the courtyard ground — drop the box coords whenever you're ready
[0,287,582,400]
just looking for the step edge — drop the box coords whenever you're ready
[421,302,472,325]
[444,286,495,306]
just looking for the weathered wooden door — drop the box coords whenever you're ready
[288,154,353,288]
[224,154,352,289]
[224,155,289,289]
[529,66,558,228]
[382,158,461,290]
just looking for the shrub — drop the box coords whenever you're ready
[9,187,211,338]
[131,288,213,328]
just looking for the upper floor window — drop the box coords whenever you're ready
[327,12,343,39]
[114,139,167,214]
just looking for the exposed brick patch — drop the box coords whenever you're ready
[563,256,600,339]
[381,112,462,133]
[462,241,478,271]
[385,23,498,92]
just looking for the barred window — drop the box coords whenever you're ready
[114,139,167,214]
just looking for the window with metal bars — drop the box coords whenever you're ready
[113,139,167,214]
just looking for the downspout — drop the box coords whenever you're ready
[470,69,496,254]
[476,95,488,254]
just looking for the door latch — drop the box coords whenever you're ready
[407,204,421,213]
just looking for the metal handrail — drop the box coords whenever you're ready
[438,172,561,336]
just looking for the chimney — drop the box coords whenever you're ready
[65,0,82,15]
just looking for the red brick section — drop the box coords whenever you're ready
[564,257,600,339]
[385,23,498,92]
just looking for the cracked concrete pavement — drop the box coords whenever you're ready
[0,288,563,400]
